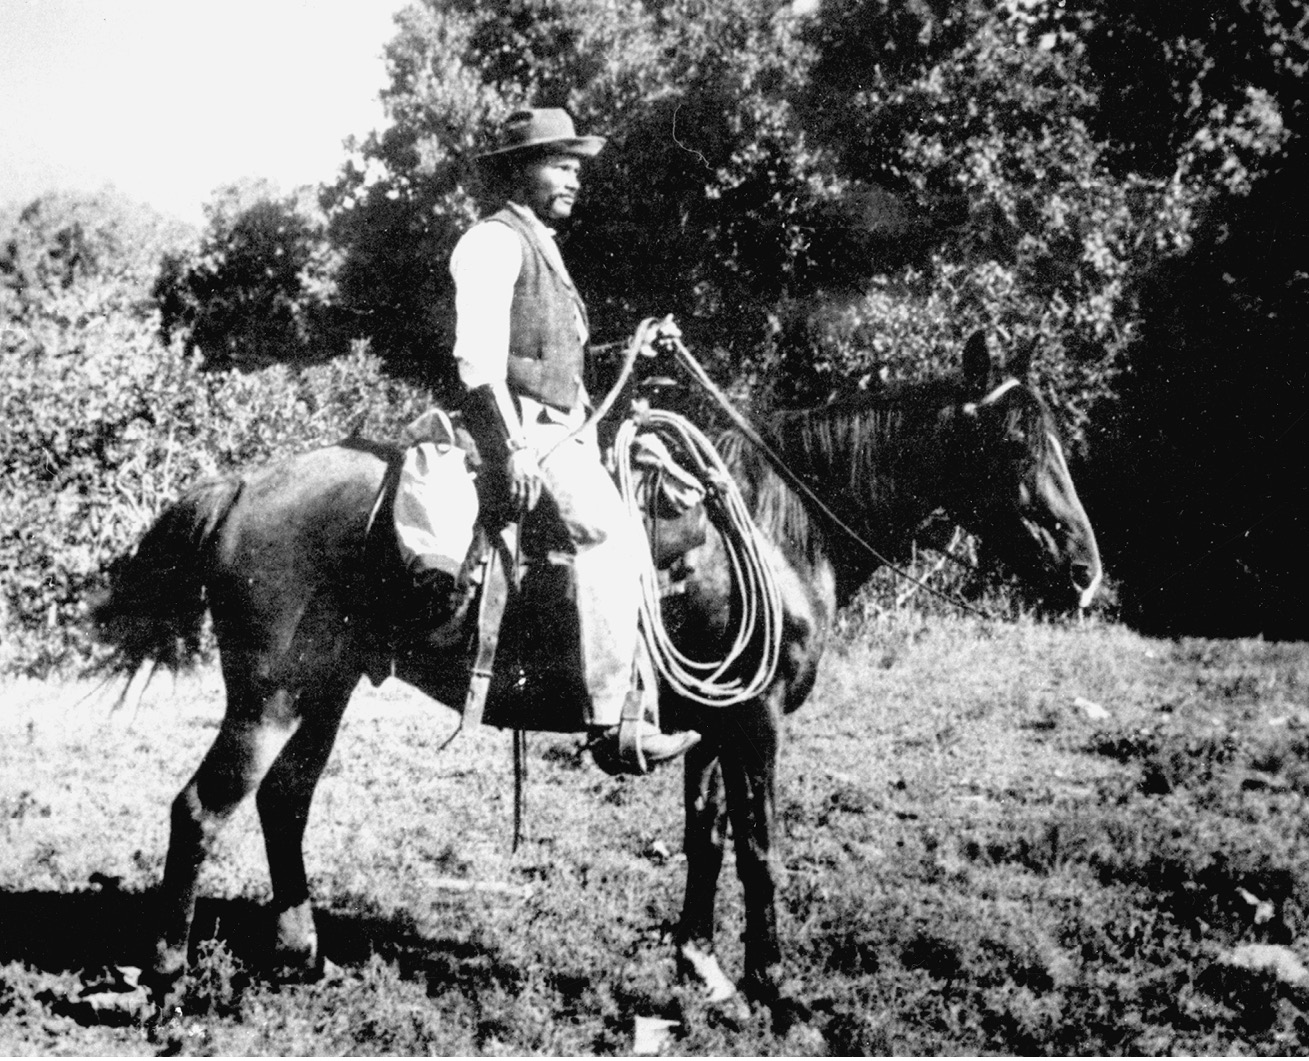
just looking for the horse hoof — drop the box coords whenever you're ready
[317,956,346,983]
[767,995,814,1037]
[740,968,812,1035]
[675,940,737,1003]
[709,992,754,1030]
[270,900,319,980]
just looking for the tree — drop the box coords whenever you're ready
[767,0,1211,435]
[322,0,857,393]
[316,0,1307,635]
[1077,0,1307,181]
[1,188,188,324]
[318,2,493,391]
[155,180,342,368]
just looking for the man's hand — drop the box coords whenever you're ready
[641,314,682,358]
[507,447,544,511]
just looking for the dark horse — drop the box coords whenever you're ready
[90,331,1099,1020]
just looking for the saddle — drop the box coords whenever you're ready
[359,408,708,736]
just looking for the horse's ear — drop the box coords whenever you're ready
[962,330,994,395]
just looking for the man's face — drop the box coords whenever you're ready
[517,153,583,223]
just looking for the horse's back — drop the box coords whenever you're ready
[217,441,392,561]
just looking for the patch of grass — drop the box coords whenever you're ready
[179,939,250,1019]
[3,621,1309,1053]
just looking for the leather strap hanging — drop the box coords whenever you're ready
[462,529,516,728]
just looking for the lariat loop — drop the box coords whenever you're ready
[615,411,784,708]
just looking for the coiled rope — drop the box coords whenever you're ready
[613,409,785,707]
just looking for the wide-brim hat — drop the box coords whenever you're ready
[477,108,606,161]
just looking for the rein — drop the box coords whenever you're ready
[650,319,992,619]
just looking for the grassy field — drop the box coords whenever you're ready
[3,613,1309,1055]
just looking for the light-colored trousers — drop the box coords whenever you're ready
[524,399,648,729]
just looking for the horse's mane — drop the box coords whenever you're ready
[720,375,1060,567]
[719,378,966,566]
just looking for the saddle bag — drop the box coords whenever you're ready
[393,409,480,578]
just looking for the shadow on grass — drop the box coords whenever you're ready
[0,886,157,972]
[0,886,516,996]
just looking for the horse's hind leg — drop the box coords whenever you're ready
[255,675,354,977]
[152,686,299,992]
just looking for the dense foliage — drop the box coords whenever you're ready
[321,0,1192,415]
[153,180,345,369]
[0,191,428,675]
[396,0,1309,636]
[314,0,1307,634]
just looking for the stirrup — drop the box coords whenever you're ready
[615,689,649,775]
[615,642,663,774]
[590,718,700,777]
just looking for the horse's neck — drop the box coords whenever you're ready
[755,399,959,596]
[794,400,953,519]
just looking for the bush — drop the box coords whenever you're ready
[0,190,431,675]
[8,344,425,670]
[2,335,430,676]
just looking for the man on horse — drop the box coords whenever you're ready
[443,107,699,773]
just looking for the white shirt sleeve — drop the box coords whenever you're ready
[450,221,523,391]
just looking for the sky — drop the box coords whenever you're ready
[0,0,408,224]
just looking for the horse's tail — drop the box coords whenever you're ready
[89,476,244,674]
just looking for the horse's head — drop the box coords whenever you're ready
[943,332,1102,611]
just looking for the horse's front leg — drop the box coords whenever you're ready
[720,694,809,1030]
[676,738,737,1002]
[255,675,354,978]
